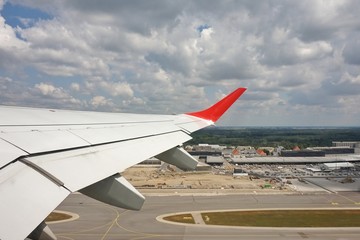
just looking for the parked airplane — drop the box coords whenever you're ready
[0,87,246,240]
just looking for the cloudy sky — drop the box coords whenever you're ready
[1,0,360,126]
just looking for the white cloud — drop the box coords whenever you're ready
[99,81,134,98]
[70,82,80,91]
[200,27,213,41]
[90,95,114,109]
[1,0,360,126]
[32,82,83,105]
[260,37,333,66]
[34,82,59,96]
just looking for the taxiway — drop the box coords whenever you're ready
[50,192,360,239]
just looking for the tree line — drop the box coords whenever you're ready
[188,127,360,150]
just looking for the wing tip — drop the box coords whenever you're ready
[186,87,246,122]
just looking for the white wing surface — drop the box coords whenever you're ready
[0,88,246,240]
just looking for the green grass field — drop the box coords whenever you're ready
[164,210,360,227]
[202,210,360,227]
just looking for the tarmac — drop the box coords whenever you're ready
[49,191,360,240]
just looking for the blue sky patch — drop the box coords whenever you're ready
[1,2,53,28]
[196,24,211,33]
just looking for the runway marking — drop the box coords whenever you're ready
[56,204,120,237]
[336,193,360,205]
[101,208,120,240]
[57,236,75,240]
[56,218,113,235]
[116,213,149,235]
[321,192,360,206]
[114,209,164,239]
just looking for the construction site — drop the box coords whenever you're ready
[122,159,360,194]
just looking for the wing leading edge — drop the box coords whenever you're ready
[0,87,246,240]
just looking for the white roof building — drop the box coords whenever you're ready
[323,162,354,170]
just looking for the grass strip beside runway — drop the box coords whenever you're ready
[201,210,360,227]
[163,210,360,227]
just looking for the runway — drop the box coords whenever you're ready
[50,192,360,240]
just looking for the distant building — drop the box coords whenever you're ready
[322,162,355,171]
[205,156,225,165]
[232,148,240,155]
[197,144,226,150]
[230,155,360,164]
[187,144,224,157]
[293,146,301,151]
[308,147,354,155]
[233,168,248,176]
[281,150,325,157]
[258,147,275,155]
[235,146,257,157]
[332,141,360,148]
[256,149,267,156]
[332,141,360,154]
[222,147,235,158]
[306,167,322,172]
[188,151,222,156]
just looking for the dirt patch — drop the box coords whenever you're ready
[46,212,72,222]
[122,166,291,193]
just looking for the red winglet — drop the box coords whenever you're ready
[186,87,246,122]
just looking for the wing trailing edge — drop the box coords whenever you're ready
[186,87,246,123]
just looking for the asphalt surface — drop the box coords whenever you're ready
[50,192,360,240]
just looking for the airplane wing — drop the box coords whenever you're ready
[0,87,246,240]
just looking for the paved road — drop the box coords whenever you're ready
[50,192,360,240]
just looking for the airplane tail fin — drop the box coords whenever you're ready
[186,87,246,123]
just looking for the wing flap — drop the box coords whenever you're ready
[0,162,70,240]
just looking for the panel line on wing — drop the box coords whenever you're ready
[24,129,188,159]
[0,136,30,154]
[19,159,65,187]
[66,129,93,145]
